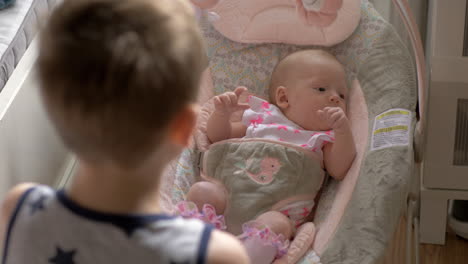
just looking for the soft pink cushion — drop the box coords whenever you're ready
[313,79,368,255]
[207,0,361,46]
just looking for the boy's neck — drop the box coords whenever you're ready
[66,160,165,215]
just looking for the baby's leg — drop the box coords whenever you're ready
[187,181,226,214]
[175,181,227,229]
[241,211,293,264]
[255,211,294,240]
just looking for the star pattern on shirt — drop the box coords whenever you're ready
[30,194,47,215]
[49,246,76,264]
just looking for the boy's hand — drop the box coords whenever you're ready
[318,107,350,133]
[213,86,249,116]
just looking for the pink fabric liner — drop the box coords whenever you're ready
[313,79,369,255]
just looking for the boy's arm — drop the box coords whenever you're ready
[0,183,37,252]
[206,229,250,264]
[320,107,357,180]
[206,87,249,143]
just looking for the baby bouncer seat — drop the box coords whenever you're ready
[160,0,425,263]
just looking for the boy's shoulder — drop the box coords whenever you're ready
[206,229,250,264]
[0,183,40,250]
[1,183,39,225]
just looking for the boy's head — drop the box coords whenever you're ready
[268,49,348,131]
[38,0,205,169]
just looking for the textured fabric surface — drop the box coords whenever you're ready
[161,0,417,263]
[0,0,57,91]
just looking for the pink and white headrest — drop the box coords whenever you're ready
[191,0,361,46]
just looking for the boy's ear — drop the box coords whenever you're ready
[276,86,289,109]
[168,104,198,147]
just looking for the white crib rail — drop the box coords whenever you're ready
[0,38,69,200]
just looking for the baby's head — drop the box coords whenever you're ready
[38,0,205,170]
[269,49,348,131]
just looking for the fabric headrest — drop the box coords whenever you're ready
[192,0,361,46]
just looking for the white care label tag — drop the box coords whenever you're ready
[371,108,411,151]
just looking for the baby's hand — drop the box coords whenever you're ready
[318,107,350,133]
[213,86,249,116]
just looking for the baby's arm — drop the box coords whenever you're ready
[320,107,357,180]
[206,87,248,143]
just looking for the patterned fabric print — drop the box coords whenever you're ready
[234,157,282,185]
[242,96,335,157]
[200,0,389,98]
[170,148,199,207]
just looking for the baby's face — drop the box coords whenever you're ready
[281,54,348,131]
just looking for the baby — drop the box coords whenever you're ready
[179,49,356,263]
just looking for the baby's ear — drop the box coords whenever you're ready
[275,86,289,109]
[168,104,198,147]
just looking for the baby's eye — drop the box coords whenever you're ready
[340,94,345,99]
[316,87,326,92]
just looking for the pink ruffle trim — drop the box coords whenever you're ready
[238,221,290,258]
[174,201,227,230]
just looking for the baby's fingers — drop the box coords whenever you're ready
[323,107,341,116]
[234,86,248,97]
[213,96,222,106]
[213,96,227,112]
[220,94,233,106]
[317,110,325,119]
[329,111,342,123]
[330,111,349,129]
[236,103,250,111]
[227,92,239,106]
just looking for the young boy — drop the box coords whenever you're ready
[0,0,249,263]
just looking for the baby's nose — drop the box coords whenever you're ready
[329,95,340,104]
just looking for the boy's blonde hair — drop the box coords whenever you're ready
[38,0,205,168]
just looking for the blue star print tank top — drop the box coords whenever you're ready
[2,185,213,264]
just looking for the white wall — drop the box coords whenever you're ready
[0,40,68,199]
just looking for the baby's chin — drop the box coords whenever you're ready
[301,120,331,131]
[302,124,331,131]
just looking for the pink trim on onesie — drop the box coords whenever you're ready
[242,96,335,158]
[174,201,227,230]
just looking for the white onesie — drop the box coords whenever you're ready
[242,96,335,158]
